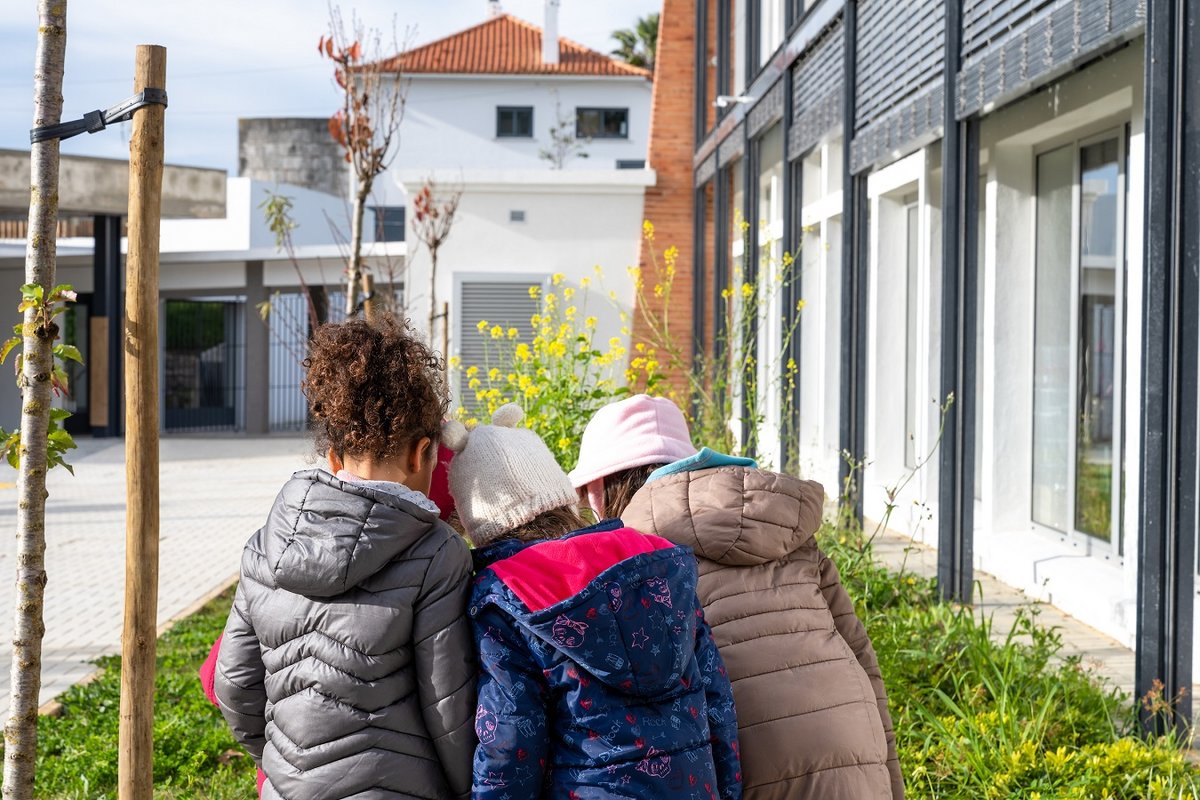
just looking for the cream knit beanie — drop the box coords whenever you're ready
[443,404,577,547]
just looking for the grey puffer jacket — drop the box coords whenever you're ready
[215,469,476,800]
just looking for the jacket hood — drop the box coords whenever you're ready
[474,526,700,697]
[621,466,826,566]
[258,470,443,597]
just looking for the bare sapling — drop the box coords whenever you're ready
[2,2,69,797]
[320,6,409,317]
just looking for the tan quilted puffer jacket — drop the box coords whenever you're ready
[622,466,903,800]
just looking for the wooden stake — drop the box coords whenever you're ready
[361,272,375,322]
[117,44,165,800]
[441,301,450,375]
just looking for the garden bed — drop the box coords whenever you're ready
[28,527,1200,799]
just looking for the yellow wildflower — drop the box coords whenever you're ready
[515,343,531,361]
[524,385,540,399]
[609,337,622,349]
[448,355,461,368]
[490,325,504,339]
[528,285,541,299]
[584,316,598,329]
[476,319,489,332]
[796,298,807,311]
[468,378,482,390]
[488,367,501,382]
[563,287,575,301]
[741,283,753,299]
[466,418,478,427]
[565,306,577,319]
[466,365,479,378]
[507,327,519,339]
[551,272,565,286]
[580,276,591,288]
[642,220,655,239]
[556,437,571,452]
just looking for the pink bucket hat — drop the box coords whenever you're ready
[568,395,697,514]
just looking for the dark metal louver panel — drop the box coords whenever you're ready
[718,121,746,164]
[748,79,786,139]
[850,0,946,173]
[789,18,844,160]
[958,0,1145,117]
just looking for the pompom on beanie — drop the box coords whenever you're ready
[443,404,577,547]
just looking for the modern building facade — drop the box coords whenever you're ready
[645,0,1200,725]
[0,152,401,437]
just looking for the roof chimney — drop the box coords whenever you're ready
[543,0,560,65]
[487,0,502,18]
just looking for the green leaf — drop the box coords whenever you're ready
[49,408,72,423]
[54,344,83,365]
[48,428,75,451]
[19,284,43,302]
[0,337,20,365]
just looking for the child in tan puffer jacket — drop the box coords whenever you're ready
[568,394,903,800]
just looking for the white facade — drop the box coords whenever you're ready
[772,43,1151,654]
[384,68,654,371]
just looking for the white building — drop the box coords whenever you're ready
[376,3,655,374]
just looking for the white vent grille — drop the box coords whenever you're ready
[457,280,543,376]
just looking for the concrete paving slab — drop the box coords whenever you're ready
[0,434,311,721]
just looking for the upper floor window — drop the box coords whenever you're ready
[760,0,786,66]
[576,107,629,139]
[371,205,405,242]
[497,106,533,138]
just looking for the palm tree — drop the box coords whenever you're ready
[611,13,659,74]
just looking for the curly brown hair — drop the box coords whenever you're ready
[302,314,448,461]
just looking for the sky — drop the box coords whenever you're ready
[0,1,659,174]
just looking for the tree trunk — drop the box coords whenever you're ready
[3,2,68,797]
[344,186,368,317]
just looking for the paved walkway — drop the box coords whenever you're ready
[0,435,312,719]
[870,529,1145,700]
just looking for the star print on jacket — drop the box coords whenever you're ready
[469,519,741,800]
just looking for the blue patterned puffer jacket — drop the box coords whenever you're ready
[469,519,742,800]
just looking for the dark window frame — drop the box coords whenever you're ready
[496,106,534,138]
[575,107,630,139]
[371,205,406,242]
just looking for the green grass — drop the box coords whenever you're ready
[33,585,253,799]
[20,527,1200,798]
[821,524,1200,800]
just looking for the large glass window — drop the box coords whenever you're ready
[1075,139,1121,539]
[576,108,629,139]
[904,197,919,468]
[1032,135,1125,545]
[759,0,785,66]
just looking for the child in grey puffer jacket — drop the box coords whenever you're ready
[215,316,476,800]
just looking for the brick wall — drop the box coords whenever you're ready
[634,0,697,394]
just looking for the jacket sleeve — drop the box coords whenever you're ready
[414,532,477,800]
[818,549,904,799]
[214,582,267,764]
[695,607,742,800]
[472,603,550,800]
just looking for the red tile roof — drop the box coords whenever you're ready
[378,14,651,79]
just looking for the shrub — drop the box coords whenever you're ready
[451,270,663,469]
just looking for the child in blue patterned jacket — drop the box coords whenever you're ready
[443,405,741,800]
